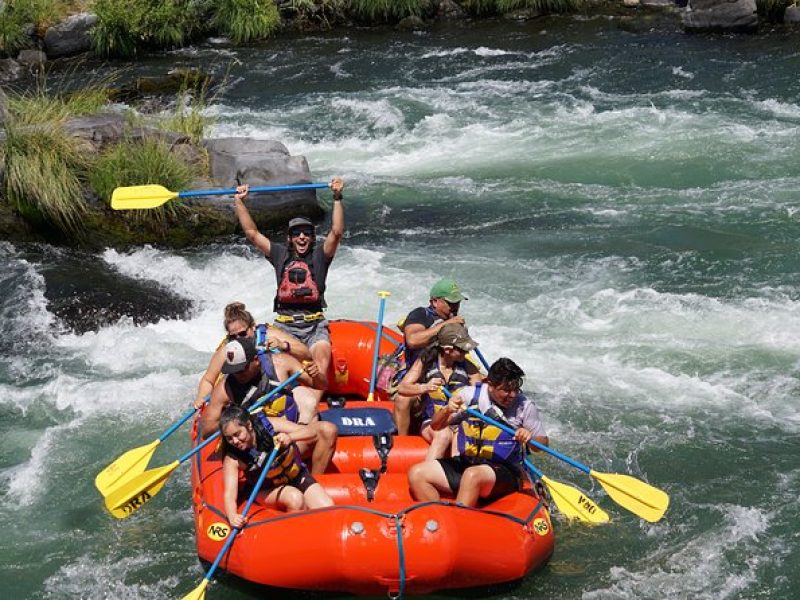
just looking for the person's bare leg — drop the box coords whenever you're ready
[393,394,416,435]
[455,465,496,508]
[408,460,450,501]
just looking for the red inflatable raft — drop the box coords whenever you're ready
[190,320,554,596]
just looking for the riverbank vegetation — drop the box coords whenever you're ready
[0,76,208,237]
[2,0,591,60]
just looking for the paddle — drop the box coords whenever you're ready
[473,347,491,371]
[95,395,209,497]
[103,370,304,519]
[439,387,607,524]
[366,291,391,402]
[523,458,609,525]
[182,445,280,600]
[465,407,669,523]
[111,182,330,210]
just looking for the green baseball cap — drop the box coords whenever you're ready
[429,278,467,303]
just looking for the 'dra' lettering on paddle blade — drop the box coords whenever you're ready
[103,461,177,519]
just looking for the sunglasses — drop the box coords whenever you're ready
[227,330,249,341]
[290,228,314,238]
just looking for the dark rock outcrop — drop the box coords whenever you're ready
[682,0,758,31]
[43,13,98,58]
[0,58,23,83]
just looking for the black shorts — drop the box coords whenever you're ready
[437,455,521,502]
[241,466,318,500]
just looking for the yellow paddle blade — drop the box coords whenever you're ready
[591,470,670,523]
[111,184,178,210]
[103,460,179,519]
[182,578,209,600]
[95,439,160,496]
[541,475,610,525]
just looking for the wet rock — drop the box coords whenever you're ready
[437,0,466,19]
[786,5,800,21]
[682,0,758,31]
[63,114,127,150]
[43,13,98,58]
[16,49,46,68]
[202,137,322,229]
[34,247,194,334]
[0,58,23,83]
[397,16,426,30]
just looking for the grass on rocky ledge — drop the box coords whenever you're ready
[88,138,195,226]
[1,121,90,236]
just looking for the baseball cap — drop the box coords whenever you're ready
[288,216,314,231]
[437,323,478,352]
[221,337,257,374]
[429,278,467,303]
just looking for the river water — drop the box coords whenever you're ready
[2,16,799,599]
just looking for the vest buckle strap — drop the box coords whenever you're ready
[275,311,324,324]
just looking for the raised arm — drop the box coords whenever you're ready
[233,184,272,256]
[404,316,464,350]
[323,177,344,258]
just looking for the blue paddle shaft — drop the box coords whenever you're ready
[178,183,328,198]
[202,446,279,583]
[367,296,389,397]
[176,370,304,464]
[474,347,491,371]
[464,407,591,475]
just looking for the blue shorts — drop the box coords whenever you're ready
[273,318,331,348]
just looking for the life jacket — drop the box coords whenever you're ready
[276,253,321,309]
[456,383,524,466]
[226,412,302,486]
[421,356,471,422]
[225,329,299,423]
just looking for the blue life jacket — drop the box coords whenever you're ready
[251,324,299,423]
[456,383,524,466]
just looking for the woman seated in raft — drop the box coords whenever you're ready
[194,301,311,409]
[407,358,548,508]
[397,323,482,460]
[220,405,334,524]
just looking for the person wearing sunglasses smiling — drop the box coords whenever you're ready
[233,176,345,418]
[193,302,311,410]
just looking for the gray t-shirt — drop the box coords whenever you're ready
[452,384,546,438]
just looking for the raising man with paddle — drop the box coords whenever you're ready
[233,177,345,417]
[408,357,547,507]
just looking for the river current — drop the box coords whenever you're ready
[1,17,799,599]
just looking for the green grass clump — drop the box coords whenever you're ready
[91,0,204,57]
[460,0,584,14]
[1,122,89,235]
[348,0,428,21]
[212,0,281,44]
[88,138,194,224]
[0,0,67,57]
[9,86,111,125]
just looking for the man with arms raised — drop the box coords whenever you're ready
[233,177,345,421]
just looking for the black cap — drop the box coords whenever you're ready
[288,217,314,230]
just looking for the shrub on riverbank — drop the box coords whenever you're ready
[349,0,429,21]
[1,122,89,236]
[212,0,280,43]
[0,0,69,57]
[88,138,194,224]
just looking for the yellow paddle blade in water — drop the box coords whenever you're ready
[182,578,209,600]
[541,475,610,525]
[95,439,160,496]
[103,460,179,519]
[592,470,670,523]
[111,184,178,210]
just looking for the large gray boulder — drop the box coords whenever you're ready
[201,138,322,227]
[44,13,98,58]
[785,5,800,21]
[682,0,758,31]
